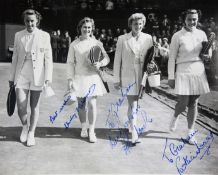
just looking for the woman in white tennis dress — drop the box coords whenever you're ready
[67,17,110,143]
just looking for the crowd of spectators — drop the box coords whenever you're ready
[48,12,217,81]
[50,29,71,63]
[44,0,153,11]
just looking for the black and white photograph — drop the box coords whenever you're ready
[0,0,218,174]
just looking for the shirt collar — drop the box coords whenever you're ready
[25,28,38,35]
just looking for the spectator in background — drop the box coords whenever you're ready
[94,28,100,39]
[161,14,171,30]
[171,24,179,35]
[57,29,62,62]
[80,0,88,10]
[51,31,58,62]
[107,28,114,37]
[159,37,169,76]
[105,35,114,51]
[96,2,103,10]
[61,31,71,63]
[175,15,183,26]
[123,28,127,34]
[152,18,160,34]
[116,0,126,9]
[105,0,114,10]
[115,28,121,37]
[209,17,216,31]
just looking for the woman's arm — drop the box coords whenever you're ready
[98,41,110,67]
[168,33,179,80]
[9,33,18,84]
[113,36,123,84]
[66,43,76,90]
[44,33,53,84]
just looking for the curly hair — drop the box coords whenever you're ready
[77,17,95,37]
[181,9,202,21]
[128,13,146,29]
[22,9,42,26]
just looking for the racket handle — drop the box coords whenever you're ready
[138,72,148,99]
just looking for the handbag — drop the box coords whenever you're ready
[7,84,16,116]
[89,45,110,93]
[43,85,55,98]
[138,43,161,99]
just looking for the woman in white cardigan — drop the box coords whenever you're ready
[9,9,53,146]
[168,9,210,144]
[113,13,153,144]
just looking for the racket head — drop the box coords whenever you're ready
[89,45,103,64]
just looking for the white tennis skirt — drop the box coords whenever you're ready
[175,61,210,95]
[72,74,107,98]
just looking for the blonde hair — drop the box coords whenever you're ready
[128,13,146,29]
[77,17,95,37]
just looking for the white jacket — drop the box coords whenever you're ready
[9,28,53,86]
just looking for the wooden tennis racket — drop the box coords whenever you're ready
[89,45,110,93]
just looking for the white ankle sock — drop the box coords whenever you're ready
[81,123,87,130]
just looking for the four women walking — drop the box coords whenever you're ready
[9,9,211,146]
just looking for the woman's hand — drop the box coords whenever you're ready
[9,81,14,88]
[114,82,121,90]
[200,54,211,62]
[168,79,175,89]
[93,62,103,70]
[45,80,50,86]
[67,79,74,91]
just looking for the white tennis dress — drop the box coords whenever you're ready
[67,37,109,97]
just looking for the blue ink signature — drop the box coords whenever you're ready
[124,104,153,136]
[106,82,136,130]
[106,82,152,154]
[49,95,71,123]
[162,130,215,175]
[109,129,131,155]
[64,84,96,129]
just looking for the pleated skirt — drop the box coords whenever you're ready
[175,61,210,95]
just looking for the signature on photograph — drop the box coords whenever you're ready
[49,84,96,128]
[106,82,152,154]
[162,130,215,175]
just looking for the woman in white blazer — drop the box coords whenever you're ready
[113,13,153,144]
[9,9,53,146]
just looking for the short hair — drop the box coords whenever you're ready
[22,9,42,26]
[77,17,95,37]
[181,9,202,21]
[128,13,146,29]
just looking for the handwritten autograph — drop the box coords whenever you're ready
[49,95,71,123]
[106,82,152,154]
[49,84,96,128]
[64,84,96,128]
[162,130,215,175]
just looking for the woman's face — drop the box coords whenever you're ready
[185,13,198,31]
[131,19,144,34]
[24,14,38,33]
[81,22,92,37]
